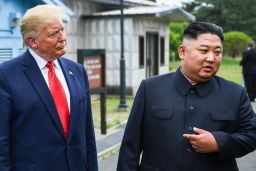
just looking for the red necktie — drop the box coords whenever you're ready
[46,61,69,137]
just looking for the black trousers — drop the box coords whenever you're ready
[244,73,256,101]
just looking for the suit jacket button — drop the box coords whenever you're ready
[66,144,70,149]
[187,148,192,153]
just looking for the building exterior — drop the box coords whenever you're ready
[0,0,195,95]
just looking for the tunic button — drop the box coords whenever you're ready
[189,106,194,110]
[190,90,195,94]
[187,148,192,153]
[188,126,193,131]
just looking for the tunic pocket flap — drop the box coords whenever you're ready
[210,110,235,121]
[151,107,173,119]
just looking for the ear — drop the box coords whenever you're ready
[26,37,38,49]
[178,45,185,60]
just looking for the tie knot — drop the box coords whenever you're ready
[46,61,54,69]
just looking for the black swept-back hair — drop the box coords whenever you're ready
[183,22,224,43]
[248,42,254,48]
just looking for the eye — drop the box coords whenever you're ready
[214,50,222,56]
[49,31,58,38]
[199,49,208,54]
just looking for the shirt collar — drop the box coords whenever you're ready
[174,67,214,97]
[29,48,61,70]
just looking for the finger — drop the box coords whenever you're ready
[183,134,199,141]
[190,140,197,145]
[193,127,206,134]
[192,145,203,153]
[183,134,190,138]
[195,149,202,153]
[192,145,197,149]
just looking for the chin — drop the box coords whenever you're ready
[199,73,214,80]
[58,50,66,56]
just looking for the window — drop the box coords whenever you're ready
[160,37,165,65]
[139,36,144,68]
[19,48,27,55]
[0,48,12,63]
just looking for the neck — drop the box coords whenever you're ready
[180,68,197,85]
[30,48,59,61]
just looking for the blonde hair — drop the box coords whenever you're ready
[21,5,64,47]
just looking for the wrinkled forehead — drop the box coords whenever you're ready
[40,19,64,30]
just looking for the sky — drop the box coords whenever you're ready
[157,0,192,7]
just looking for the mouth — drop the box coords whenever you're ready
[56,45,66,50]
[56,42,66,50]
[202,65,213,72]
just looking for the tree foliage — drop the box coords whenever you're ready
[224,31,253,58]
[169,22,189,61]
[182,0,256,40]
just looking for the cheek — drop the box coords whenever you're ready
[41,41,53,48]
[44,39,58,47]
[215,58,222,65]
[190,51,203,60]
[190,55,205,65]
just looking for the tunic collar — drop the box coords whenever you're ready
[173,68,214,97]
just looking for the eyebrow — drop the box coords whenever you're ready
[51,27,64,31]
[199,45,222,49]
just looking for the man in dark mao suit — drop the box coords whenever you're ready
[240,42,256,101]
[117,22,256,171]
[0,5,98,171]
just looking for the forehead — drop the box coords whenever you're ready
[184,33,222,48]
[41,20,64,31]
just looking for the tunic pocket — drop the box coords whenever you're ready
[210,110,236,121]
[151,107,173,120]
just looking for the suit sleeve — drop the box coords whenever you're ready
[83,68,98,171]
[0,69,11,171]
[212,88,256,160]
[240,51,247,66]
[117,80,145,171]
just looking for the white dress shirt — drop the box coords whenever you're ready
[29,48,70,113]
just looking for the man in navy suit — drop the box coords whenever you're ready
[240,42,256,101]
[117,22,256,171]
[0,5,98,171]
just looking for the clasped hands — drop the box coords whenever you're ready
[183,127,219,153]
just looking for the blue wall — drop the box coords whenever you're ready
[0,0,43,61]
[0,0,72,62]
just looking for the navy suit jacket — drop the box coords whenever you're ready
[240,48,256,74]
[117,68,256,171]
[0,50,98,171]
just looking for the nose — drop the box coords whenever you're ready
[206,52,214,63]
[58,30,66,41]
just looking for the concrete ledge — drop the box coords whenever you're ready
[98,143,121,161]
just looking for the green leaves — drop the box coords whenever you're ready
[169,22,189,61]
[224,31,253,58]
[182,0,256,40]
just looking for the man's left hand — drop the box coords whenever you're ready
[183,127,219,153]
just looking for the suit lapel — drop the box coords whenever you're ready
[58,58,81,140]
[22,51,66,140]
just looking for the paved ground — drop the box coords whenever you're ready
[99,153,118,171]
[99,150,256,171]
[237,151,256,170]
[98,102,256,171]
